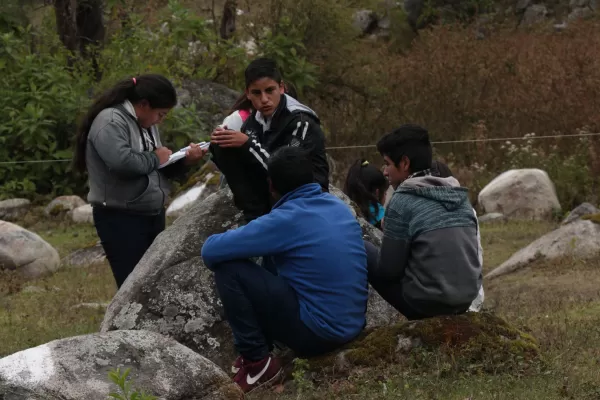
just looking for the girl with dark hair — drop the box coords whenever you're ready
[74,74,205,288]
[344,159,389,229]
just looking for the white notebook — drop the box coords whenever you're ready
[158,142,210,169]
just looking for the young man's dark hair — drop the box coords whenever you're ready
[244,57,283,88]
[377,124,433,190]
[202,145,367,394]
[267,147,313,196]
[210,57,329,223]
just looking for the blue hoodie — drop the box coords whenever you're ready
[201,183,368,342]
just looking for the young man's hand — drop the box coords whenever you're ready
[211,128,249,148]
[184,142,208,165]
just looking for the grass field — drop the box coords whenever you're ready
[2,211,600,399]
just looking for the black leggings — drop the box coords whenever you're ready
[93,207,165,288]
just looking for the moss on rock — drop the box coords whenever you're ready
[581,213,600,224]
[308,312,542,376]
[48,203,68,216]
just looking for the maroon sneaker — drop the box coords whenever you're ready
[233,355,283,393]
[231,355,243,374]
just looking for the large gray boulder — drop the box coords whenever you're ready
[101,187,400,370]
[0,221,60,279]
[478,169,561,220]
[486,219,600,279]
[0,330,242,400]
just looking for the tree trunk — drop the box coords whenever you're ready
[54,0,105,80]
[54,0,78,55]
[220,0,237,39]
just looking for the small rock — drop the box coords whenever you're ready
[353,9,379,35]
[44,196,86,217]
[0,221,60,280]
[568,6,595,20]
[554,21,568,31]
[71,204,93,224]
[70,302,110,310]
[62,243,106,267]
[0,198,31,222]
[479,213,506,224]
[160,21,170,35]
[521,4,548,26]
[562,202,599,225]
[22,286,46,294]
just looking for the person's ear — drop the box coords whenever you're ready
[279,82,285,95]
[400,155,411,172]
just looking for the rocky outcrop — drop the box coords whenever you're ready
[0,221,60,279]
[0,330,242,400]
[486,218,600,279]
[101,186,400,370]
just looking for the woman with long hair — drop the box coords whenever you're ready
[74,74,206,288]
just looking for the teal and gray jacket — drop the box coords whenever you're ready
[376,175,482,316]
[85,104,187,215]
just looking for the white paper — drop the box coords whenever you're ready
[158,142,209,169]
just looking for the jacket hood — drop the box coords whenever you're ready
[397,176,470,211]
[273,183,322,209]
[285,94,319,120]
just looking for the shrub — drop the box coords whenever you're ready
[0,27,92,200]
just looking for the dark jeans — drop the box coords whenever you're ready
[213,259,345,361]
[364,240,428,320]
[210,145,272,222]
[93,207,165,288]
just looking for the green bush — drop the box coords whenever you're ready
[0,27,92,200]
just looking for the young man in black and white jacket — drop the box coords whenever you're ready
[210,58,329,222]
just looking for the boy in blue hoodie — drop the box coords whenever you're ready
[201,146,368,393]
[365,125,482,320]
